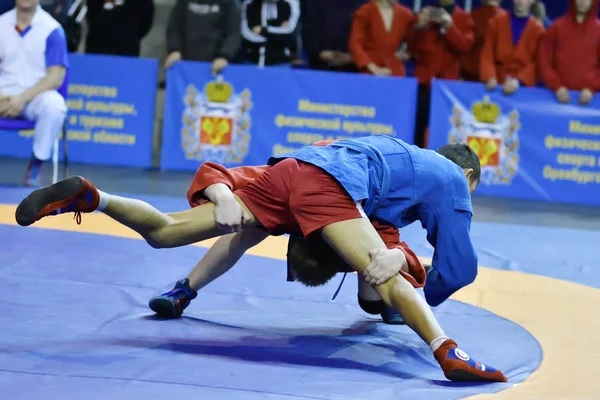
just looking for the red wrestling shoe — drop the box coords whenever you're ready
[434,339,508,383]
[15,176,100,227]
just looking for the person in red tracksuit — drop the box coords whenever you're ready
[460,0,507,82]
[348,0,416,77]
[409,0,474,148]
[539,0,600,105]
[480,0,545,95]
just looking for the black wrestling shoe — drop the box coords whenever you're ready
[149,278,198,318]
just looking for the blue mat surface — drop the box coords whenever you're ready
[0,222,540,400]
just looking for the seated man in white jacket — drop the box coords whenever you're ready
[0,0,68,186]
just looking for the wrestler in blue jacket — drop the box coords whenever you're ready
[269,135,480,307]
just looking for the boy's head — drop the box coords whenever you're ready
[513,0,536,16]
[16,0,39,11]
[436,143,481,193]
[287,235,350,287]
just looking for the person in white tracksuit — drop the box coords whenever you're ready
[0,0,68,186]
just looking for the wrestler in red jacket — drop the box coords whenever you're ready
[183,159,427,325]
[187,161,423,269]
[180,142,426,327]
[184,140,423,327]
[459,0,506,82]
[539,0,600,105]
[480,0,545,95]
[348,0,416,77]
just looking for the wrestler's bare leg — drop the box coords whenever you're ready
[148,228,269,317]
[15,176,260,248]
[99,193,260,248]
[320,218,444,344]
[321,218,508,383]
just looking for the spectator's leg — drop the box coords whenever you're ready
[414,84,431,148]
[62,121,69,179]
[22,91,67,186]
[52,138,58,184]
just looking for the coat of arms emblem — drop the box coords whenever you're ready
[449,95,520,185]
[181,75,253,164]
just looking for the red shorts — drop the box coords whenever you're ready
[235,158,365,237]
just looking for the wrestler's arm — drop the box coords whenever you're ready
[186,228,270,291]
[423,209,478,307]
[187,147,338,290]
[363,221,427,287]
[204,183,237,203]
[187,163,271,232]
[181,163,273,290]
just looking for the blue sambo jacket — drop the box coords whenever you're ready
[269,135,478,307]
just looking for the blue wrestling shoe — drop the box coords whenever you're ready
[149,278,198,318]
[381,305,406,325]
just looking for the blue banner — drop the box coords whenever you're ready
[161,62,417,171]
[1,54,158,168]
[428,79,600,206]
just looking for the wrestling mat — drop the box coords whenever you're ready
[0,188,598,400]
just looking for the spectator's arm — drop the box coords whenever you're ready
[217,0,242,60]
[539,24,562,91]
[398,13,417,57]
[587,33,600,93]
[241,0,266,44]
[138,0,155,40]
[479,20,497,82]
[516,31,544,87]
[348,7,374,69]
[263,0,301,46]
[408,15,429,58]
[19,27,67,103]
[166,0,186,53]
[443,13,475,54]
[407,13,418,40]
